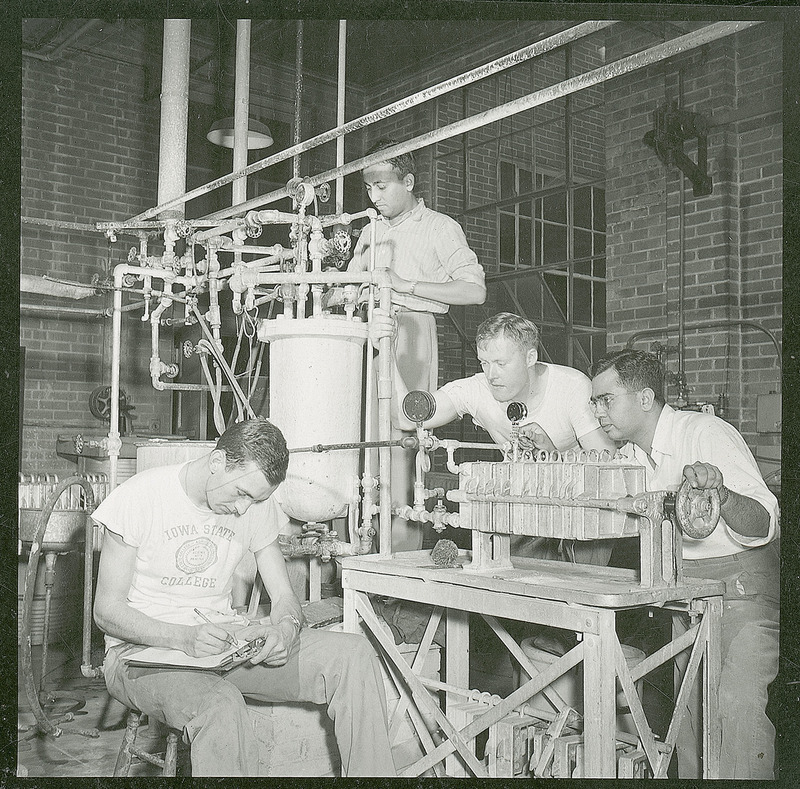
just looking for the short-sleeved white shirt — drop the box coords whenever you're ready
[92,463,288,648]
[350,199,485,314]
[619,405,779,559]
[439,363,601,450]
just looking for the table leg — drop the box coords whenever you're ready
[445,608,470,776]
[582,609,617,777]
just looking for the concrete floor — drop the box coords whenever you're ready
[18,642,168,778]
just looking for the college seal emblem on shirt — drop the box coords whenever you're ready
[175,537,218,574]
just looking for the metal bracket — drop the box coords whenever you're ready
[643,102,713,196]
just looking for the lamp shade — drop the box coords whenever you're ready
[206,117,274,149]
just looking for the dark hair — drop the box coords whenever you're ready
[215,417,289,485]
[365,137,416,179]
[591,349,665,404]
[475,312,539,352]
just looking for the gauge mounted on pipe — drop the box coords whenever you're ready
[403,390,437,426]
[506,401,527,425]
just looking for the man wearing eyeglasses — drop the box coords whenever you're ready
[590,349,779,780]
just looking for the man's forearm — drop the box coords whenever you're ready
[721,488,770,538]
[94,601,192,652]
[268,594,304,627]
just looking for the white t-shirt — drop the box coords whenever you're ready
[619,404,779,560]
[439,363,601,450]
[92,462,288,648]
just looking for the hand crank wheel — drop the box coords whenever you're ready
[675,479,720,539]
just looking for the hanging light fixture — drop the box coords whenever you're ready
[206,116,274,149]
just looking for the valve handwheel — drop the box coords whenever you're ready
[675,479,720,539]
[88,386,129,422]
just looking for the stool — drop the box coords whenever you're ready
[113,709,180,776]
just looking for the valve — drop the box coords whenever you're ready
[245,223,262,239]
[506,401,527,459]
[174,219,192,239]
[315,182,331,203]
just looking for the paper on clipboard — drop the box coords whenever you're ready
[123,640,246,671]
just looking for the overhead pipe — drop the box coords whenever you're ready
[206,21,762,218]
[21,274,97,300]
[157,19,191,221]
[22,19,102,61]
[125,21,613,225]
[625,320,782,373]
[232,20,251,207]
[20,303,106,319]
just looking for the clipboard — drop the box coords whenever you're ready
[124,636,267,672]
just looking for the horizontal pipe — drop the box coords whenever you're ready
[21,274,97,300]
[125,21,612,225]
[625,320,782,369]
[21,303,106,318]
[209,21,760,219]
[289,436,419,454]
[22,216,101,232]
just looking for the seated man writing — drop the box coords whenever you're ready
[590,349,779,779]
[371,308,617,564]
[93,417,395,777]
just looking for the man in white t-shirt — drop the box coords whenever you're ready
[371,309,617,564]
[590,349,779,779]
[93,417,394,777]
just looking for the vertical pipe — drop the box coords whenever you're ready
[293,20,304,180]
[157,19,191,219]
[336,21,347,214]
[233,20,251,207]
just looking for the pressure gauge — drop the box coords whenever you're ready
[403,390,437,424]
[506,401,527,424]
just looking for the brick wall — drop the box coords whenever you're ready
[20,21,365,472]
[605,22,782,448]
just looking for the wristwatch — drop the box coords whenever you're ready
[278,614,302,634]
[408,281,419,296]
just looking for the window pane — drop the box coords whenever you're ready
[519,168,533,195]
[594,281,606,326]
[499,213,516,265]
[573,277,592,326]
[593,257,606,278]
[574,259,591,276]
[574,228,592,260]
[500,161,515,199]
[593,231,606,256]
[540,328,568,366]
[519,198,532,218]
[519,218,532,266]
[543,272,567,321]
[542,193,566,224]
[574,186,592,229]
[592,187,605,228]
[542,223,567,265]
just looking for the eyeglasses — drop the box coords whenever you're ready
[589,391,637,411]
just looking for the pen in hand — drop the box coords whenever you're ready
[193,608,237,649]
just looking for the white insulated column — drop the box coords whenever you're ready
[233,19,251,206]
[157,19,191,219]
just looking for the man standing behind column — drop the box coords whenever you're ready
[349,137,486,551]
